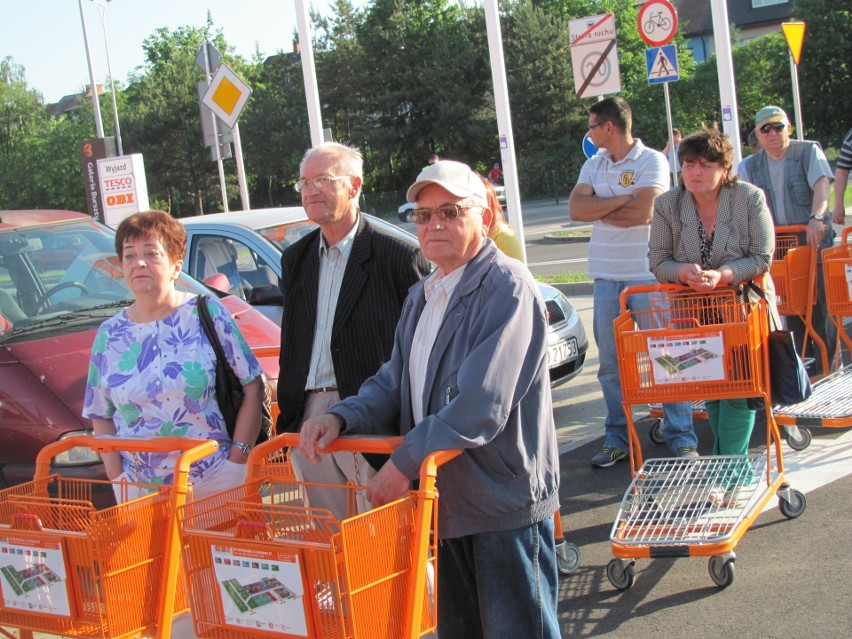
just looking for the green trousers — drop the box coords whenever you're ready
[705,398,756,455]
[705,398,756,486]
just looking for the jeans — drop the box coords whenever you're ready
[437,517,559,639]
[593,278,697,452]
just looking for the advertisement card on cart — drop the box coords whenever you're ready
[211,542,309,636]
[648,332,725,384]
[0,535,72,617]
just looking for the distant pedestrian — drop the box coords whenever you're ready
[662,127,682,178]
[488,162,503,185]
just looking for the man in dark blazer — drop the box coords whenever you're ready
[278,141,430,520]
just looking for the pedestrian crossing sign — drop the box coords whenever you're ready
[645,45,679,84]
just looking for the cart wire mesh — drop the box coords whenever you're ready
[179,475,437,639]
[611,454,772,552]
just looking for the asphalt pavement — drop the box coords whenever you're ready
[552,295,852,638]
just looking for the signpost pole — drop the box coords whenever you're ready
[663,82,678,187]
[202,42,229,213]
[789,53,804,141]
[232,123,251,210]
[483,0,526,263]
[709,0,742,170]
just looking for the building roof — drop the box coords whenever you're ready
[672,0,793,37]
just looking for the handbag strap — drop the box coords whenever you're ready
[197,295,231,372]
[747,280,781,331]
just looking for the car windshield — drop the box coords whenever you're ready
[0,218,205,342]
[255,220,316,251]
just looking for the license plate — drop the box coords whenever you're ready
[547,337,578,367]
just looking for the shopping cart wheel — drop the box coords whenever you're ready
[783,426,811,451]
[708,555,735,588]
[606,558,635,591]
[555,540,581,575]
[649,419,665,445]
[778,488,807,519]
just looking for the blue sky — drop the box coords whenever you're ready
[6,1,360,104]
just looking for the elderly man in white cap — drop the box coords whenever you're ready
[300,159,561,639]
[739,105,835,372]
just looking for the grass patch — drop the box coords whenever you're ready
[535,273,590,284]
[547,229,592,238]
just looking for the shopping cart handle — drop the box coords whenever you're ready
[34,435,219,482]
[619,283,687,312]
[259,432,404,457]
[843,227,852,245]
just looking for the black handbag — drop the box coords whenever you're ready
[197,295,273,445]
[748,283,813,406]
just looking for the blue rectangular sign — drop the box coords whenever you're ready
[645,45,679,84]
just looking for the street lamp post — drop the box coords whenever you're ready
[92,0,123,155]
[77,0,105,139]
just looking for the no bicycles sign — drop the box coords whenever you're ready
[637,0,678,47]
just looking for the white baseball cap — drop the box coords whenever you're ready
[406,160,487,203]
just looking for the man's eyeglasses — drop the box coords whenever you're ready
[407,204,479,225]
[294,176,352,192]
[759,122,786,135]
[587,121,606,130]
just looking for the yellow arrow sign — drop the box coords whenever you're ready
[782,22,806,65]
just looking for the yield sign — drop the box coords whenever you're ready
[782,22,806,65]
[645,45,679,84]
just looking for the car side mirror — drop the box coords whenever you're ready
[202,273,231,293]
[249,283,283,306]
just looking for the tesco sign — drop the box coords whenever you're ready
[97,154,150,228]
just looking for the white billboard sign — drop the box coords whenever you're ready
[97,154,150,228]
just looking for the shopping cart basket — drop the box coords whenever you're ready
[609,283,806,590]
[178,433,460,639]
[772,228,852,448]
[772,224,828,374]
[645,239,820,450]
[0,435,217,639]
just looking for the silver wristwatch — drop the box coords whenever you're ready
[233,441,253,456]
[810,212,825,221]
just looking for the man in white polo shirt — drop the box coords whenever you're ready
[569,96,697,467]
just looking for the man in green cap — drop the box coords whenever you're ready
[739,105,835,373]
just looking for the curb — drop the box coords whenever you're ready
[552,281,594,296]
[542,232,590,244]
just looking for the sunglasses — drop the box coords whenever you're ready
[759,122,787,134]
[407,204,479,225]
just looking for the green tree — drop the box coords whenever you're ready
[240,51,310,207]
[122,22,245,215]
[793,0,851,144]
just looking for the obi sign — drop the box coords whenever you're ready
[97,154,150,228]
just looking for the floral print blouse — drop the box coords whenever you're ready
[83,294,262,486]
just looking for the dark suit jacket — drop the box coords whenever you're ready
[277,215,431,436]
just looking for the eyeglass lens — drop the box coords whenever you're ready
[760,123,786,134]
[409,205,465,225]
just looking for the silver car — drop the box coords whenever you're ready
[178,208,587,387]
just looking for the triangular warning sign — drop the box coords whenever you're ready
[782,22,806,65]
[650,48,677,78]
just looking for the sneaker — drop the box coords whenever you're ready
[675,446,699,458]
[591,447,628,468]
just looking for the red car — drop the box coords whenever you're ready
[0,210,280,503]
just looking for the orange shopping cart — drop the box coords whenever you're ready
[772,227,852,447]
[607,284,805,590]
[0,435,218,639]
[645,225,824,451]
[178,433,460,639]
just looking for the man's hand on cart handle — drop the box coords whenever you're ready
[299,414,343,463]
[366,460,409,507]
